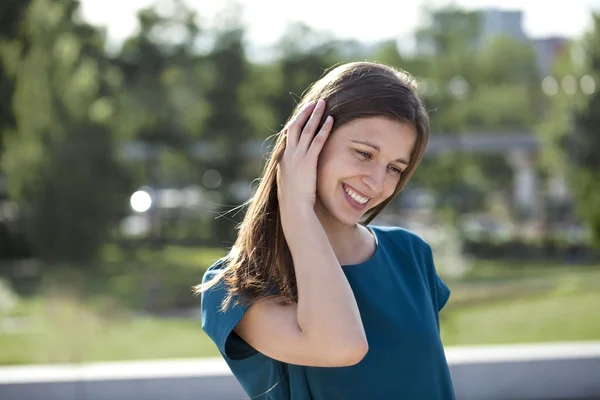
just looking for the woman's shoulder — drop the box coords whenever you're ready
[202,255,231,283]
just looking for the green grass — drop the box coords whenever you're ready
[101,244,226,268]
[1,252,598,366]
[1,286,598,366]
[0,317,221,365]
[0,297,221,365]
[89,245,227,309]
[441,289,600,345]
[440,261,600,344]
[461,259,600,283]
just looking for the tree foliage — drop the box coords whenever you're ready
[1,0,131,263]
[1,2,599,265]
[569,14,600,244]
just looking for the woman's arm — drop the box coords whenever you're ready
[235,208,367,367]
[233,100,367,367]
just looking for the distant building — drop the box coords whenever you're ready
[416,8,527,54]
[415,7,568,76]
[478,8,528,45]
[532,36,570,76]
[414,8,479,55]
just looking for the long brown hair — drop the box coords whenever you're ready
[195,61,430,310]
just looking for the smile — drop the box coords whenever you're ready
[342,183,370,209]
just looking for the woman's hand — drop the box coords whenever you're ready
[276,99,333,211]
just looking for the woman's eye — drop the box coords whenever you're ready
[356,150,371,159]
[389,166,402,176]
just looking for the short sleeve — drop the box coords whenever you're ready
[423,243,451,312]
[435,275,450,311]
[200,259,257,360]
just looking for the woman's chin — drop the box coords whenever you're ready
[331,208,365,227]
[315,193,374,227]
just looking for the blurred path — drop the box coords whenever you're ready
[1,342,599,400]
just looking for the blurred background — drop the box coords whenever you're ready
[0,0,599,381]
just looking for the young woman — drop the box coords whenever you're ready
[196,61,455,399]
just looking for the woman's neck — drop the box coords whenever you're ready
[316,211,375,266]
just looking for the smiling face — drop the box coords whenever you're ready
[314,116,417,228]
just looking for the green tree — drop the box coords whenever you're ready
[534,15,600,242]
[0,0,33,262]
[1,0,131,264]
[567,14,600,244]
[0,0,32,161]
[114,1,208,198]
[202,6,252,244]
[409,7,541,217]
[117,3,203,149]
[267,22,346,127]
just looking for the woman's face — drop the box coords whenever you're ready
[314,116,417,227]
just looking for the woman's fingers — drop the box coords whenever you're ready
[307,115,334,160]
[277,100,333,209]
[298,99,326,153]
[286,101,316,149]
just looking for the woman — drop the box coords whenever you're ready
[196,61,455,399]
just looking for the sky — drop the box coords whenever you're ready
[78,0,600,49]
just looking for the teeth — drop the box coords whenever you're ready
[344,185,369,205]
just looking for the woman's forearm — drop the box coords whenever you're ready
[281,206,367,360]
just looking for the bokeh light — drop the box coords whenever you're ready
[202,169,222,190]
[541,76,559,96]
[580,75,596,95]
[130,190,152,212]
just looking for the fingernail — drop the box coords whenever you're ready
[326,116,333,124]
[316,99,325,109]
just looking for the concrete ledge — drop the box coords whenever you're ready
[1,342,599,400]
